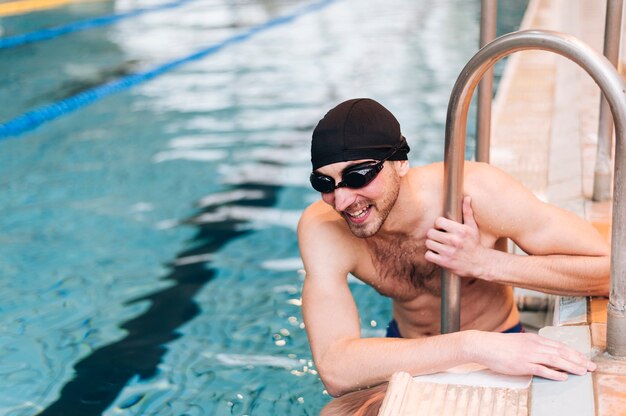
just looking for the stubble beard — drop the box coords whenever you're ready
[346,176,401,238]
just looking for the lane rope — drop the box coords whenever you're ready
[0,0,337,140]
[0,0,196,49]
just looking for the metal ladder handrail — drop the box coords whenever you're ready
[475,0,498,163]
[441,29,626,357]
[593,0,624,201]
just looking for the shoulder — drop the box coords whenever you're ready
[463,162,540,206]
[405,162,445,195]
[407,161,524,186]
[406,161,444,181]
[298,200,360,277]
[298,200,344,237]
[298,200,354,247]
[462,162,549,238]
[405,161,533,203]
[464,162,527,192]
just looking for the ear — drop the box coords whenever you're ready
[393,160,410,177]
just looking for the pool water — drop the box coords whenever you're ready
[0,0,527,414]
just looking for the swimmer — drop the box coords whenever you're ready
[297,98,610,402]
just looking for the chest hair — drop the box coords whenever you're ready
[365,234,442,297]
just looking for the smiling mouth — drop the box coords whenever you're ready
[347,206,368,218]
[344,204,372,223]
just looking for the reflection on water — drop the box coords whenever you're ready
[38,184,279,415]
[0,0,526,414]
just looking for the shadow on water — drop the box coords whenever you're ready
[38,183,281,416]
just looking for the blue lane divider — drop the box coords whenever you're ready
[0,0,196,50]
[0,0,337,140]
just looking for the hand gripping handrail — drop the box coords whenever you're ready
[441,30,626,357]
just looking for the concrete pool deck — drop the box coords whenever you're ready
[491,0,626,413]
[377,0,626,414]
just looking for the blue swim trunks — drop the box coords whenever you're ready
[385,319,525,338]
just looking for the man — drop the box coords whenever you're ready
[297,98,610,399]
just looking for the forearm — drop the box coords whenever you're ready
[483,250,610,296]
[317,331,472,397]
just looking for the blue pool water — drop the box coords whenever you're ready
[0,0,526,414]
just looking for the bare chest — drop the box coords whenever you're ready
[358,235,442,301]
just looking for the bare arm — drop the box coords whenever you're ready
[298,202,595,397]
[425,164,610,295]
[301,269,476,396]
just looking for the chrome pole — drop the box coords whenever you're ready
[593,0,623,201]
[476,0,497,163]
[442,0,497,335]
[442,31,626,357]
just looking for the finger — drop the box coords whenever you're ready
[434,216,465,233]
[536,352,588,376]
[530,364,569,381]
[536,337,595,370]
[462,196,478,229]
[588,360,597,372]
[553,346,597,373]
[426,228,456,245]
[425,238,451,255]
[424,250,443,265]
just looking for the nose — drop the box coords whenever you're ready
[332,187,357,212]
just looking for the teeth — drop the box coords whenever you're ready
[347,206,368,218]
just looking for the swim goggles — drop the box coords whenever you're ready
[309,147,399,193]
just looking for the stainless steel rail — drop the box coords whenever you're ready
[593,0,623,202]
[441,30,626,357]
[475,0,498,163]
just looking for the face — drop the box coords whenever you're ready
[315,159,402,238]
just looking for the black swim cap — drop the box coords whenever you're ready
[311,98,410,171]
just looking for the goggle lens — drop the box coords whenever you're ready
[310,162,382,193]
[309,145,401,193]
[310,174,335,193]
